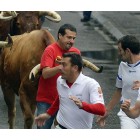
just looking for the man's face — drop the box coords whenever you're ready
[59,29,76,51]
[60,57,75,80]
[118,43,130,62]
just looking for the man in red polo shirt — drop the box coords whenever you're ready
[36,24,80,129]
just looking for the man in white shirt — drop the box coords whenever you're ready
[97,35,140,129]
[35,53,106,129]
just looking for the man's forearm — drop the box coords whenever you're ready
[124,102,140,119]
[82,102,106,116]
[42,66,61,79]
[107,88,122,113]
[47,96,59,116]
[125,107,140,119]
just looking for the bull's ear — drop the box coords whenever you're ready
[7,34,13,47]
[0,34,13,48]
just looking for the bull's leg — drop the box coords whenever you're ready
[19,84,36,129]
[1,85,16,129]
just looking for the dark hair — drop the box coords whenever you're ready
[62,53,83,72]
[118,35,140,54]
[57,24,77,39]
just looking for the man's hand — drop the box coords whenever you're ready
[96,111,109,127]
[55,56,62,64]
[35,113,51,127]
[121,99,131,112]
[69,95,83,108]
[132,81,140,90]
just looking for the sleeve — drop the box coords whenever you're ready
[82,102,106,116]
[40,46,55,69]
[116,62,123,88]
[46,95,59,116]
[88,80,105,104]
[68,47,81,55]
[46,76,61,116]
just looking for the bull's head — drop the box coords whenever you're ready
[13,11,61,35]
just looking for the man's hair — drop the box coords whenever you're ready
[118,35,140,54]
[57,24,77,39]
[62,53,83,72]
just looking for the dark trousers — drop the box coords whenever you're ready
[83,11,92,20]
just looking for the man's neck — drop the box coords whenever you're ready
[129,54,140,64]
[67,73,80,83]
[57,41,64,50]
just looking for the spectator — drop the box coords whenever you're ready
[81,11,92,22]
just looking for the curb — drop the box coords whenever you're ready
[93,12,124,41]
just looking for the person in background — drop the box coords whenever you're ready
[36,24,80,129]
[97,35,140,129]
[81,11,92,22]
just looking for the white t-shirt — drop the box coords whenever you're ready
[137,88,140,101]
[116,61,140,116]
[56,73,104,129]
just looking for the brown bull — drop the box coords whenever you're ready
[0,11,61,41]
[0,29,55,128]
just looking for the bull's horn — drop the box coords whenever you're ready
[29,58,103,81]
[0,34,13,48]
[5,11,18,18]
[29,64,41,81]
[0,12,13,20]
[0,11,17,20]
[39,11,61,22]
[82,59,103,73]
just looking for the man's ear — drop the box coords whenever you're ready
[58,33,62,39]
[126,48,131,53]
[73,65,78,72]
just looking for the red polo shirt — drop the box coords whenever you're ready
[36,42,80,104]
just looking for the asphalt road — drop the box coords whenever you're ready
[0,11,120,129]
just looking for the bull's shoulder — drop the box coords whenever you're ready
[29,29,55,45]
[12,33,28,41]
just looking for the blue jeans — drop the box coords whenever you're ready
[36,102,57,129]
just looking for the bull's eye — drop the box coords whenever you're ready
[25,16,30,19]
[16,22,21,27]
[36,24,39,28]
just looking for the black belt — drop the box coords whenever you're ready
[58,124,67,129]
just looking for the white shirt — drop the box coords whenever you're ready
[116,61,140,116]
[56,73,104,129]
[137,88,140,101]
[116,61,140,106]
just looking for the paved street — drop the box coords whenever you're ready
[1,11,138,129]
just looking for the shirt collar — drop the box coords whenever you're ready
[127,60,140,67]
[60,72,84,87]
